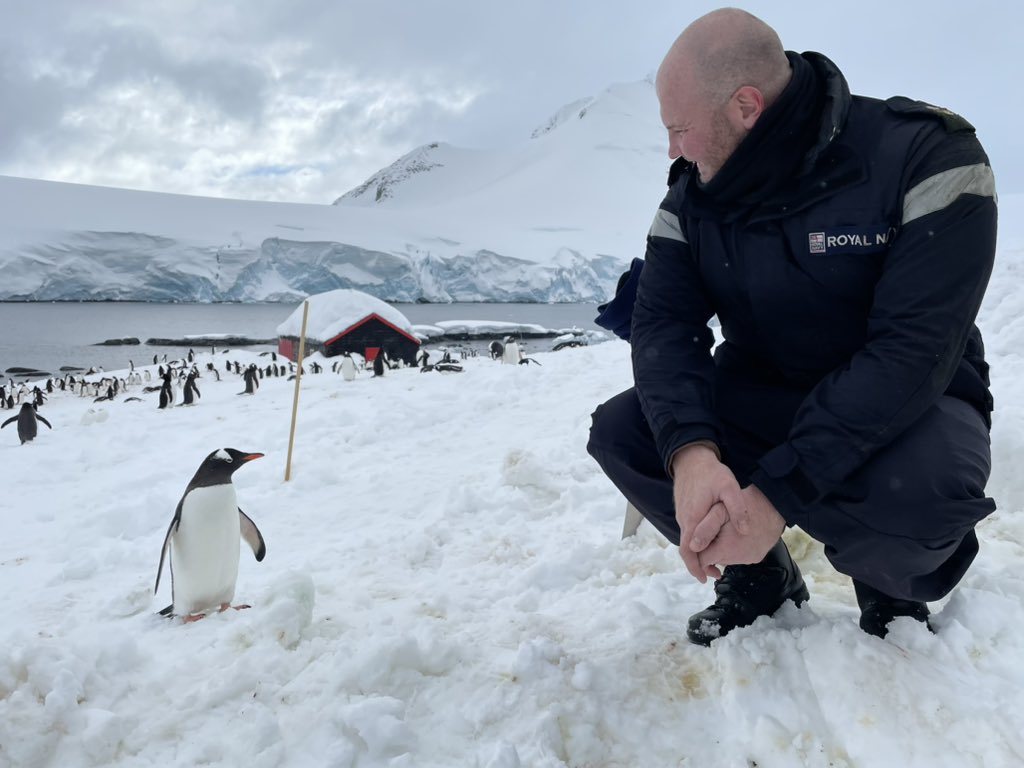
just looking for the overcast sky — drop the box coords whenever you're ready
[1,1,1019,204]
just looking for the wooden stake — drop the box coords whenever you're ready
[284,300,310,482]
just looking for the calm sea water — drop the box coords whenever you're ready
[0,302,603,377]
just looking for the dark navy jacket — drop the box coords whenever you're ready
[630,52,997,525]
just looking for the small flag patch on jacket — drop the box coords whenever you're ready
[807,224,894,255]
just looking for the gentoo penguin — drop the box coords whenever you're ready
[2,403,52,444]
[154,448,266,621]
[372,348,392,377]
[340,353,357,382]
[240,364,259,395]
[502,338,522,365]
[434,362,463,373]
[158,370,174,409]
[182,370,201,405]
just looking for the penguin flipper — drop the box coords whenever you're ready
[0,416,14,429]
[239,509,266,562]
[36,415,52,429]
[154,502,182,594]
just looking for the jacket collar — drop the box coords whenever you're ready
[676,51,861,223]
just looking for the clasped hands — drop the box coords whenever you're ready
[671,444,785,582]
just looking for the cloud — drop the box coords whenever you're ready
[0,0,1019,203]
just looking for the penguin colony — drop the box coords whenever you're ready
[0,337,542,443]
[6,336,552,622]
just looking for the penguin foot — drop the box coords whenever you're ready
[217,603,252,612]
[163,604,252,623]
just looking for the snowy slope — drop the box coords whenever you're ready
[0,191,1023,764]
[0,81,667,304]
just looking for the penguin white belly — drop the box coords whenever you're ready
[171,485,241,615]
[341,358,356,381]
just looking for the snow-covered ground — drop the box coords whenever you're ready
[1,199,1023,767]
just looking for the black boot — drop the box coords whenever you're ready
[686,539,810,646]
[853,580,931,638]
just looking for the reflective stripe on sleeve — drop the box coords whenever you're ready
[902,163,996,225]
[648,209,687,243]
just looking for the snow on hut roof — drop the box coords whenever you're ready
[275,289,414,341]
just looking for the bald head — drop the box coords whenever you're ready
[654,8,792,181]
[657,8,790,109]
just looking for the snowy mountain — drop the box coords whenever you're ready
[0,81,668,303]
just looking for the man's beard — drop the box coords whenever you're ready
[698,109,747,183]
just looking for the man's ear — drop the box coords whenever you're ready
[732,85,765,129]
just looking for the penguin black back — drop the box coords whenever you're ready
[1,403,52,444]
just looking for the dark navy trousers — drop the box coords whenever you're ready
[587,383,995,602]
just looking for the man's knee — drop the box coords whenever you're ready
[587,387,647,460]
[841,396,992,539]
[808,396,995,600]
[824,526,983,602]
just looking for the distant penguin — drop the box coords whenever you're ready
[340,353,357,382]
[159,370,174,409]
[182,371,201,405]
[154,448,267,621]
[372,349,391,377]
[2,403,52,444]
[434,362,464,374]
[240,364,259,395]
[502,338,522,365]
[489,340,504,360]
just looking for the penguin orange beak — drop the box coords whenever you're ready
[242,453,265,462]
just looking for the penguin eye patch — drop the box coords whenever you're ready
[214,449,233,462]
